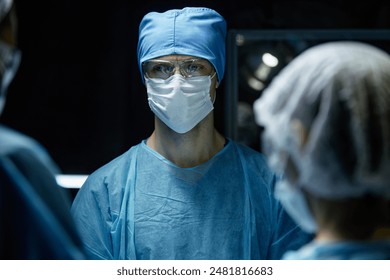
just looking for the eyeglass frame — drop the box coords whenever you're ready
[142,58,215,80]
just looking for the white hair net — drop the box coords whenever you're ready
[254,41,390,199]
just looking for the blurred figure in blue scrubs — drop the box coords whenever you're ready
[71,7,312,260]
[254,41,390,259]
[0,0,85,259]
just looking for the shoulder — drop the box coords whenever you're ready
[230,140,272,174]
[228,140,277,190]
[0,125,45,154]
[91,144,140,176]
[71,143,142,218]
[231,140,267,161]
[0,125,60,174]
[79,144,141,193]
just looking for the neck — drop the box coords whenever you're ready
[147,114,225,168]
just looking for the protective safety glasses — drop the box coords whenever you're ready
[142,58,214,80]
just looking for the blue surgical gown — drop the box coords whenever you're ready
[282,240,390,259]
[0,125,86,259]
[71,139,312,259]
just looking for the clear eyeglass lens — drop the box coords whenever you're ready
[143,59,213,79]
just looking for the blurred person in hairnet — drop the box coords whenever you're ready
[70,7,312,260]
[253,41,390,259]
[0,0,85,259]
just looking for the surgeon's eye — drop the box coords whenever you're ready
[151,63,174,77]
[143,60,174,79]
[181,62,199,75]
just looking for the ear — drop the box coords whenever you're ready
[291,119,309,149]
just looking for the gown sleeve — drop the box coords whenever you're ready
[71,146,138,260]
[71,173,115,259]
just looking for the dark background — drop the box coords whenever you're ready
[1,0,389,174]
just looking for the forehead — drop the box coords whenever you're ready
[153,54,209,63]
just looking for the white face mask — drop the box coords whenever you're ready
[145,74,214,134]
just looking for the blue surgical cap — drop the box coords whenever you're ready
[137,7,227,83]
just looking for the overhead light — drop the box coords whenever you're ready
[262,52,279,67]
[247,77,265,91]
[254,63,271,81]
